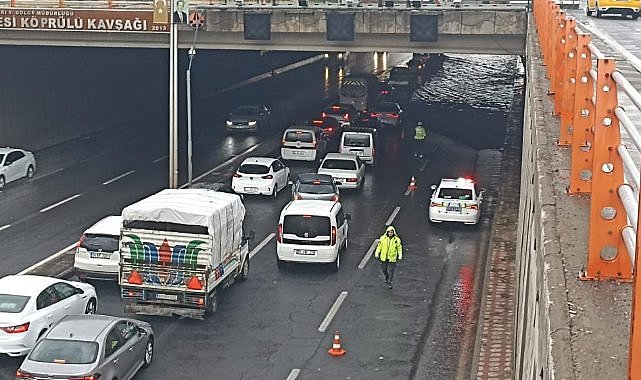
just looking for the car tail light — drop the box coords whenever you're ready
[281,138,286,145]
[331,226,337,245]
[430,202,441,207]
[330,194,339,202]
[277,224,283,243]
[346,178,358,183]
[325,127,333,132]
[1,322,29,334]
[332,106,340,111]
[380,90,389,95]
[313,119,323,125]
[233,172,242,178]
[343,113,350,121]
[313,141,317,149]
[76,234,85,248]
[187,276,203,290]
[372,147,375,157]
[468,204,479,210]
[321,112,327,118]
[262,174,273,179]
[388,113,399,118]
[127,270,143,285]
[15,370,35,379]
[370,112,380,117]
[68,375,101,380]
[294,194,303,200]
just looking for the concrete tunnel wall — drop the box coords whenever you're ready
[0,46,166,151]
[512,19,574,379]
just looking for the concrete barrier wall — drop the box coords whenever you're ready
[512,19,574,380]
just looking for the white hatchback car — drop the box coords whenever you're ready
[317,153,365,189]
[429,178,485,224]
[74,215,122,281]
[0,275,97,357]
[0,147,36,191]
[232,157,290,197]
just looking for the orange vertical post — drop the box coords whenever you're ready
[108,0,113,7]
[10,0,15,7]
[569,33,595,195]
[629,195,641,378]
[59,0,64,7]
[553,13,570,120]
[549,10,565,100]
[582,58,632,281]
[557,17,577,146]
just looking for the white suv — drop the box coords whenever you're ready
[74,216,122,280]
[277,200,350,272]
[429,178,484,224]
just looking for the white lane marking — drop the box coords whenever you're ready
[152,155,168,163]
[249,233,275,259]
[318,291,349,333]
[18,243,77,275]
[39,194,82,213]
[404,186,412,196]
[385,206,401,226]
[183,143,262,188]
[102,170,136,185]
[286,369,301,380]
[32,167,64,181]
[419,158,429,172]
[0,224,11,232]
[358,239,379,269]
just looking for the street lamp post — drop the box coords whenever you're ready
[169,1,179,189]
[186,46,196,187]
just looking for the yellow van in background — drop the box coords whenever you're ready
[586,0,640,19]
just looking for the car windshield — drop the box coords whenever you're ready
[299,183,335,194]
[0,294,30,313]
[0,154,4,164]
[29,339,99,365]
[285,131,314,143]
[233,106,258,116]
[80,234,119,253]
[322,159,357,170]
[283,215,330,237]
[438,188,473,200]
[239,164,270,175]
[343,135,370,147]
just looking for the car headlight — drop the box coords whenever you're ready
[248,121,257,126]
[226,120,233,125]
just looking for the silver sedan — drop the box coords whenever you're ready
[0,147,36,191]
[16,315,154,380]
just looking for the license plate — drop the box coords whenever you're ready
[446,203,462,212]
[294,249,317,256]
[90,251,111,259]
[244,187,258,192]
[350,151,363,156]
[292,150,304,155]
[156,293,178,301]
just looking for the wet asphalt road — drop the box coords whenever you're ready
[0,50,516,379]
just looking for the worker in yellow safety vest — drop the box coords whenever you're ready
[375,225,403,289]
[414,121,426,158]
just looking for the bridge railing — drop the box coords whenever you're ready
[533,0,641,377]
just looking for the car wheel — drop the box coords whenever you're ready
[239,258,249,281]
[26,165,35,179]
[206,292,218,314]
[585,2,591,15]
[595,3,602,17]
[0,175,5,191]
[85,298,97,314]
[272,186,278,199]
[276,258,285,270]
[142,337,154,368]
[632,12,639,19]
[330,254,340,272]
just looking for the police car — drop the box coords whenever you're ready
[428,178,484,224]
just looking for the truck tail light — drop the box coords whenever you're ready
[127,270,143,285]
[1,322,29,334]
[278,224,283,243]
[331,226,337,245]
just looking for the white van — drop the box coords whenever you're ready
[281,126,327,162]
[339,129,376,165]
[276,200,350,272]
[74,215,122,280]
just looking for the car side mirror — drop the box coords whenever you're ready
[345,214,351,221]
[430,185,437,190]
[138,327,147,336]
[75,287,84,295]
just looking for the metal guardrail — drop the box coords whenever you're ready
[533,0,641,377]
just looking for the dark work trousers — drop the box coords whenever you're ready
[381,260,397,284]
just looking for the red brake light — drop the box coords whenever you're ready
[325,127,334,132]
[187,276,203,290]
[332,106,340,111]
[1,322,29,334]
[277,224,283,243]
[294,194,303,200]
[331,226,337,245]
[262,174,273,179]
[430,202,440,207]
[370,112,380,117]
[233,173,242,178]
[346,178,358,183]
[127,270,143,285]
[343,113,350,121]
[77,234,85,248]
[16,370,35,379]
[313,119,323,125]
[388,113,399,118]
[321,112,327,118]
[330,194,339,202]
[468,204,479,210]
[313,180,321,184]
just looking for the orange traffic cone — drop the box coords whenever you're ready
[408,176,417,191]
[328,330,346,357]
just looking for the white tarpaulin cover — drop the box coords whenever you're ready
[121,189,246,263]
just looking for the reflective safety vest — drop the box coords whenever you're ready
[375,235,403,262]
[414,125,426,140]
